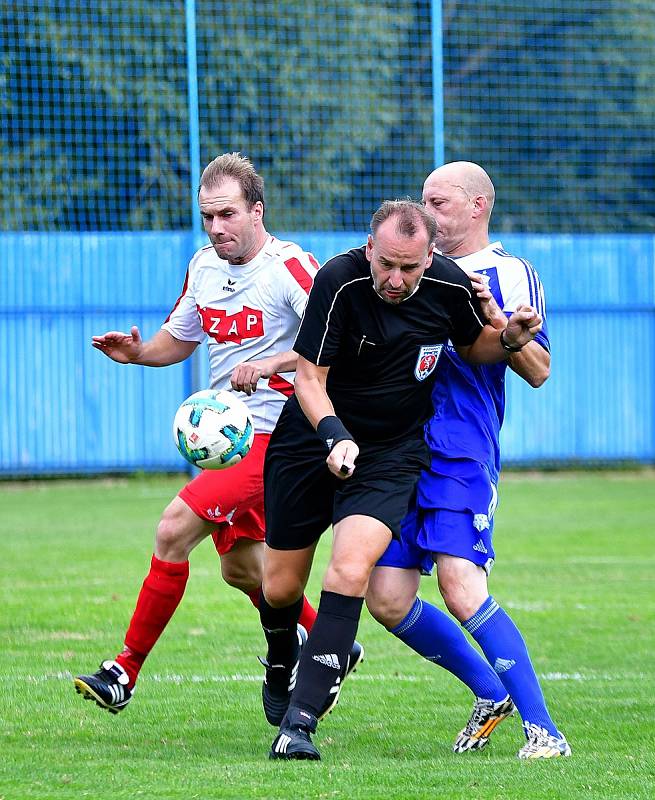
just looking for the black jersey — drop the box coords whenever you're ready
[293,246,485,444]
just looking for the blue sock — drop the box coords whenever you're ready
[390,597,507,701]
[463,596,558,736]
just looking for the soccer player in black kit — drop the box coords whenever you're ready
[258,200,542,760]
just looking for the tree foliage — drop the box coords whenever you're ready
[442,0,655,232]
[1,0,653,232]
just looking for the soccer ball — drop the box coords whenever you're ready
[173,389,254,470]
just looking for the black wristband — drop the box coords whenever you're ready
[500,328,523,353]
[316,415,353,453]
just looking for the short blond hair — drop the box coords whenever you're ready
[199,152,265,209]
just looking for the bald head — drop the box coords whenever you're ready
[422,161,495,257]
[424,162,495,215]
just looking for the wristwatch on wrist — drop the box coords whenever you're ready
[500,329,523,353]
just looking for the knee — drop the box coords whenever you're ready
[262,572,305,608]
[324,560,370,598]
[365,590,412,629]
[366,566,420,629]
[261,546,314,609]
[220,541,263,594]
[438,574,485,623]
[155,504,194,561]
[436,555,489,623]
[221,561,260,594]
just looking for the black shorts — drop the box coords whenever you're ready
[264,397,430,551]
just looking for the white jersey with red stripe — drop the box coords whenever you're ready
[162,235,319,434]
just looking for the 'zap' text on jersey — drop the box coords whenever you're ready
[197,305,264,344]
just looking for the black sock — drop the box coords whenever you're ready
[259,594,303,667]
[290,590,363,718]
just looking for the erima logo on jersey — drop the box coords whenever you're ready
[414,344,443,381]
[222,278,237,293]
[494,657,516,674]
[473,514,490,532]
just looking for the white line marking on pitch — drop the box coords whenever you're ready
[16,670,647,684]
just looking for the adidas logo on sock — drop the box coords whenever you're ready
[312,653,341,670]
[494,657,516,673]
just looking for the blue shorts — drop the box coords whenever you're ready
[376,459,498,575]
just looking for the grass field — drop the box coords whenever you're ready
[2,472,654,799]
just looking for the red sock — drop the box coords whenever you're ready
[298,595,317,632]
[115,555,189,686]
[247,588,261,608]
[248,588,316,632]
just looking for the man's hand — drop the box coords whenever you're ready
[467,271,506,329]
[230,353,297,395]
[327,439,359,480]
[92,326,144,363]
[504,305,543,348]
[230,355,277,395]
[231,362,266,395]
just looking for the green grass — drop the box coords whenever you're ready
[1,472,654,799]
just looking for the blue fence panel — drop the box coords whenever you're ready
[1,232,196,475]
[1,232,654,475]
[498,234,655,464]
[502,310,655,464]
[499,234,655,309]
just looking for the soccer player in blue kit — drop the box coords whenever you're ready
[366,162,571,759]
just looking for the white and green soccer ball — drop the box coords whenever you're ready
[173,389,254,470]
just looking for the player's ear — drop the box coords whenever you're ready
[472,195,487,218]
[365,234,374,261]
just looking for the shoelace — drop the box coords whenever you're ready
[521,723,552,754]
[463,699,494,734]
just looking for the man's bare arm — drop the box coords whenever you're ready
[92,327,199,366]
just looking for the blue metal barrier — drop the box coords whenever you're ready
[1,232,653,475]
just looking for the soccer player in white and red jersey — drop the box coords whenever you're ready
[74,153,322,715]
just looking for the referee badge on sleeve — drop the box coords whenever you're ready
[414,344,443,381]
